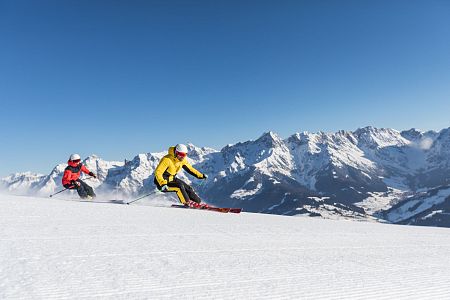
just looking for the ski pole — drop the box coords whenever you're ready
[49,176,95,198]
[126,192,153,205]
[49,188,67,198]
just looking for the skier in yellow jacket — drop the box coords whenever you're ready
[154,144,208,205]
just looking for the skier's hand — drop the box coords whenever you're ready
[71,180,80,187]
[161,185,169,192]
[202,174,208,179]
[89,172,97,178]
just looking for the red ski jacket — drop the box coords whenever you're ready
[62,160,92,186]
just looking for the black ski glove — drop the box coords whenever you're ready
[89,172,97,178]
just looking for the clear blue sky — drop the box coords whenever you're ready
[1,0,449,176]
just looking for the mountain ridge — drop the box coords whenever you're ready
[2,126,450,227]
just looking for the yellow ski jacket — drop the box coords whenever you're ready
[154,146,204,186]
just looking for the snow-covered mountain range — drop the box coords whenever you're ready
[2,126,450,227]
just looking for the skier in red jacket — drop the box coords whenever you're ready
[62,154,97,199]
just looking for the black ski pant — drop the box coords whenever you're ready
[65,179,96,199]
[154,177,201,204]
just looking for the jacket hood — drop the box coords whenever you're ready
[168,146,175,157]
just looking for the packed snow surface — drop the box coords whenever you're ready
[1,194,450,299]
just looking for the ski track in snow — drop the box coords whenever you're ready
[1,194,450,299]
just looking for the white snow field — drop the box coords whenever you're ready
[1,194,450,300]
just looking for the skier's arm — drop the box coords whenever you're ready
[154,158,170,185]
[81,165,90,174]
[81,165,96,177]
[182,162,205,179]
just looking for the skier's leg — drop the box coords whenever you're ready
[167,178,190,204]
[154,177,190,204]
[88,186,96,197]
[79,180,96,198]
[182,181,202,204]
[75,180,89,198]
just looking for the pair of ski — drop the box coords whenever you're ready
[77,200,242,213]
[171,204,242,214]
[63,198,242,213]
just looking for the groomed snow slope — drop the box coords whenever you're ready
[1,194,450,299]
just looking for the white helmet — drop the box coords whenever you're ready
[69,153,81,161]
[175,144,188,157]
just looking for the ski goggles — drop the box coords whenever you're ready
[175,151,187,158]
[71,159,81,163]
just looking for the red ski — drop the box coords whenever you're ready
[228,208,242,214]
[171,203,242,214]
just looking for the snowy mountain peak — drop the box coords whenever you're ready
[0,172,46,193]
[437,127,450,141]
[400,128,424,141]
[354,126,409,148]
[255,131,283,147]
[2,171,44,181]
[427,127,450,167]
[185,143,218,161]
